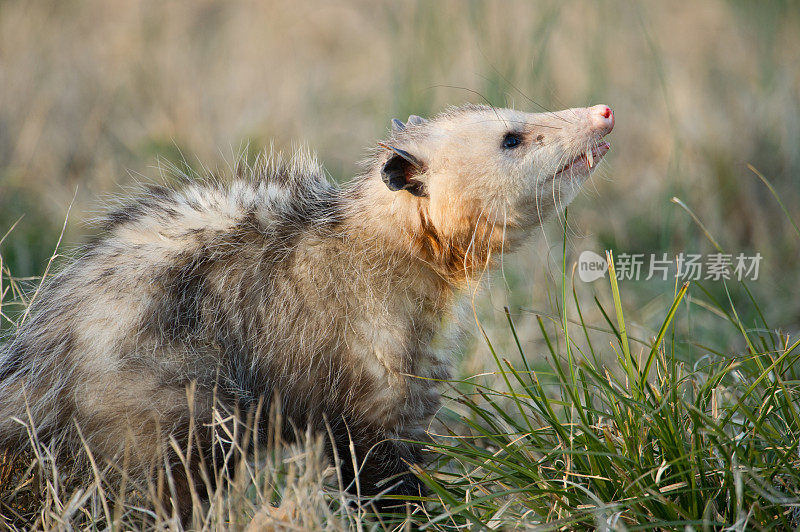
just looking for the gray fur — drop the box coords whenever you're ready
[0,102,613,516]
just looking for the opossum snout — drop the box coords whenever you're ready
[588,104,614,135]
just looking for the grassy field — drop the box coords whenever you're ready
[1,0,800,529]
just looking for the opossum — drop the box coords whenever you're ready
[0,103,614,518]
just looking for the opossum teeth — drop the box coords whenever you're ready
[586,148,594,168]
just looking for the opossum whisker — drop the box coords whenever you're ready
[467,118,564,131]
[431,84,508,129]
[476,64,574,125]
[547,150,573,234]
[499,206,511,293]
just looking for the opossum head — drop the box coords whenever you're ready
[378,104,614,255]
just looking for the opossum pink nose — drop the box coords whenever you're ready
[590,105,614,134]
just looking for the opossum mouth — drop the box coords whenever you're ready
[554,141,610,177]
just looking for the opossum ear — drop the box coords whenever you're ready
[378,143,427,197]
[407,115,428,126]
[391,118,406,133]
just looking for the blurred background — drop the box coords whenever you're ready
[1,0,799,371]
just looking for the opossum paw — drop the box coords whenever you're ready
[245,500,297,532]
[370,473,427,514]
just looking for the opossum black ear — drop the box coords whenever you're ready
[407,115,427,126]
[379,143,427,197]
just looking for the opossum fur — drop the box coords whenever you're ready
[0,103,613,516]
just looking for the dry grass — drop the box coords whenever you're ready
[0,390,376,531]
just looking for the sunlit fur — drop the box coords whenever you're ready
[0,104,608,516]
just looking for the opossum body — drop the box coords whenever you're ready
[0,104,614,516]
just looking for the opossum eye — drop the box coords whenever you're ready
[502,133,523,149]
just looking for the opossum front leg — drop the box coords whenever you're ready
[327,419,427,512]
[363,436,427,513]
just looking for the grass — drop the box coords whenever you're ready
[2,1,800,529]
[416,262,800,530]
[3,181,800,530]
[407,180,800,529]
